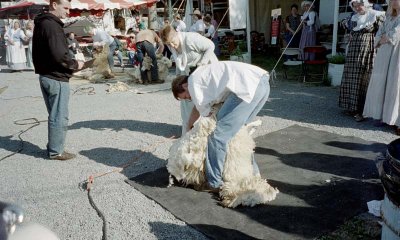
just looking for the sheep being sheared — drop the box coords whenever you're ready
[134,55,172,83]
[168,105,279,208]
[157,55,172,82]
[90,43,115,82]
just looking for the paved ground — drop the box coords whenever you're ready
[0,67,396,240]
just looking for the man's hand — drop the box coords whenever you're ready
[186,107,200,132]
[380,35,389,45]
[77,61,84,70]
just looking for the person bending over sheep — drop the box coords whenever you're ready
[171,61,270,191]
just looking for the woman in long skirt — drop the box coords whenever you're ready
[299,1,317,60]
[339,0,384,121]
[4,21,27,71]
[363,0,400,134]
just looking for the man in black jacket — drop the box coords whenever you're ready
[33,0,83,160]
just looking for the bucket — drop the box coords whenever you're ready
[380,139,400,239]
[328,63,344,87]
[381,194,400,239]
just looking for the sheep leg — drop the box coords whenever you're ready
[167,174,174,188]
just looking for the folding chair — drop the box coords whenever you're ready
[282,48,303,80]
[302,46,328,83]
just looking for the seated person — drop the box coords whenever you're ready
[126,33,137,65]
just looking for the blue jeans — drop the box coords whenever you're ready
[39,76,70,157]
[108,40,117,71]
[206,75,270,188]
[136,41,159,82]
[114,50,123,66]
[127,51,136,65]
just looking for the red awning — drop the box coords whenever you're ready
[70,0,158,10]
[0,0,49,19]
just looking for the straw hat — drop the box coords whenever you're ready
[190,9,202,15]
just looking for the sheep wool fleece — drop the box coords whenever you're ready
[168,106,279,208]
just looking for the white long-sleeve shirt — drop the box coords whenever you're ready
[92,29,114,45]
[170,32,218,75]
[188,61,269,116]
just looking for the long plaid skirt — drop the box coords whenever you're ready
[339,31,375,112]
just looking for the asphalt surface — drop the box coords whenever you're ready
[0,66,397,240]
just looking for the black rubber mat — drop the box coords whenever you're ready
[126,125,385,239]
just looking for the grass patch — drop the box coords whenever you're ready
[318,214,381,240]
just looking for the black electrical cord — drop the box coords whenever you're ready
[88,188,107,240]
[0,118,47,161]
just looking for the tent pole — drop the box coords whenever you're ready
[168,0,172,21]
[246,0,251,63]
[332,0,339,56]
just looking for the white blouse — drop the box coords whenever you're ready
[188,61,269,116]
[351,9,385,31]
[170,32,218,75]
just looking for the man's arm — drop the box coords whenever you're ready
[186,106,200,131]
[154,31,164,54]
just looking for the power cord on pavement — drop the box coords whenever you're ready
[79,136,176,240]
[0,118,47,162]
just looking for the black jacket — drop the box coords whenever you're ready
[33,13,78,82]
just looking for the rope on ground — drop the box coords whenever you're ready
[73,86,96,95]
[0,118,47,161]
[269,0,317,85]
[81,135,176,240]
[0,96,43,100]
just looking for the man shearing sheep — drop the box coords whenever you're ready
[171,61,270,191]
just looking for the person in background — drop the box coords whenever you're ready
[162,18,172,59]
[25,21,34,70]
[33,0,84,160]
[125,32,137,66]
[203,15,220,56]
[363,0,400,134]
[135,29,164,84]
[66,32,79,58]
[110,32,124,68]
[339,0,385,122]
[206,12,218,30]
[285,4,302,48]
[173,14,186,32]
[189,9,205,35]
[161,25,218,134]
[4,21,27,72]
[86,26,117,72]
[368,0,384,11]
[299,1,317,60]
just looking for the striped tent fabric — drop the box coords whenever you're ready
[0,0,157,11]
[70,0,158,10]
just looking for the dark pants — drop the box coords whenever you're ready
[136,41,158,82]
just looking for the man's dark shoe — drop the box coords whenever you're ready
[49,151,76,161]
[151,79,165,84]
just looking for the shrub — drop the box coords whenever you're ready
[328,54,345,64]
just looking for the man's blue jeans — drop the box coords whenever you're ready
[39,76,70,157]
[206,75,270,188]
[108,40,117,71]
